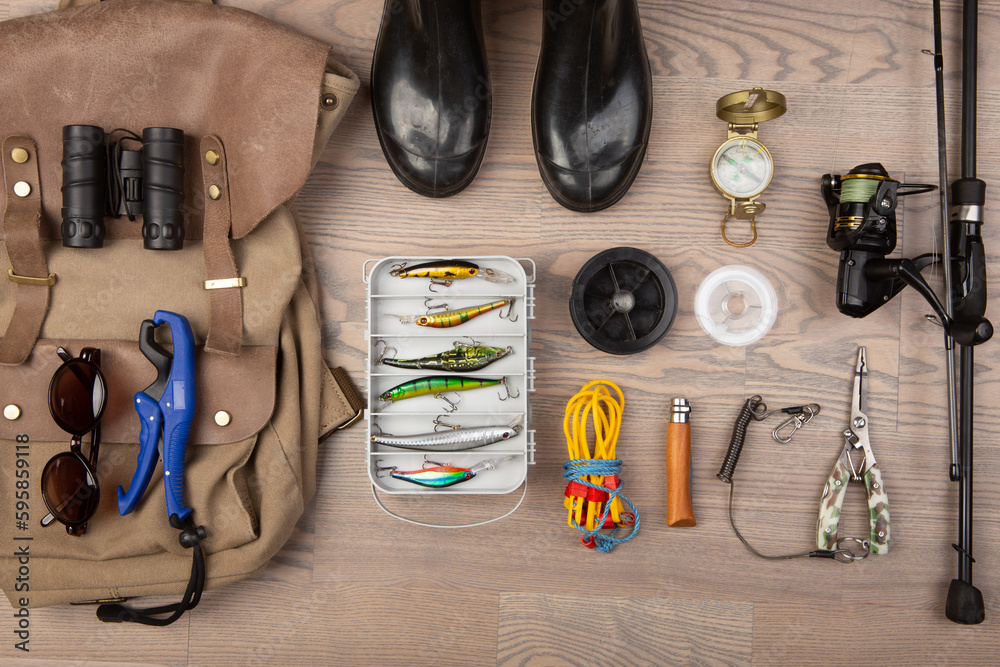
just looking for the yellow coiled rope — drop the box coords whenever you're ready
[562,380,639,552]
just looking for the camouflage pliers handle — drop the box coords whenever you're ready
[816,437,890,554]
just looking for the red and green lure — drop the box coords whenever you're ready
[387,298,515,328]
[376,456,514,488]
[379,375,509,403]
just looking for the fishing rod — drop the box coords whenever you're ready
[926,0,960,483]
[945,0,988,626]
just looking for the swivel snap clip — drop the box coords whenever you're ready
[771,404,820,444]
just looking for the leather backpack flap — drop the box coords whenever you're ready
[0,0,333,243]
[0,0,361,348]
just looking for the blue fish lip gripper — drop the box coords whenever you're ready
[117,310,196,524]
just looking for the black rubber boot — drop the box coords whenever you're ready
[531,0,653,212]
[370,0,492,198]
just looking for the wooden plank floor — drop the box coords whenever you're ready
[3,0,1000,664]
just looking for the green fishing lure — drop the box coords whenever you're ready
[383,343,513,373]
[379,376,505,403]
[379,375,520,412]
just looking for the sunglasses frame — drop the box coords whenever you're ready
[41,347,106,536]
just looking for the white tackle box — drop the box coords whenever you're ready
[363,256,536,496]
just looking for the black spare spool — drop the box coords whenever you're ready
[570,247,677,354]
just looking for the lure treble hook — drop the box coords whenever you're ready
[373,460,397,477]
[498,300,518,322]
[427,279,452,293]
[433,415,461,432]
[424,297,448,312]
[497,376,519,401]
[436,392,462,413]
[422,456,447,469]
[373,339,397,365]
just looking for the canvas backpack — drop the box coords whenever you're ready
[0,0,363,624]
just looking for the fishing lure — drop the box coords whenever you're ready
[376,456,514,488]
[379,340,513,372]
[371,421,522,451]
[390,260,516,288]
[387,298,516,328]
[378,375,517,408]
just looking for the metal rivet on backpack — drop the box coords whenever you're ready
[205,150,220,166]
[10,148,29,164]
[208,184,222,200]
[4,405,20,420]
[13,181,31,198]
[215,410,231,427]
[321,93,339,110]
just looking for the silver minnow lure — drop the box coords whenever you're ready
[371,423,522,451]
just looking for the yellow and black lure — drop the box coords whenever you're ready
[387,298,516,328]
[390,260,516,288]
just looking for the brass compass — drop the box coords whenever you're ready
[711,88,787,247]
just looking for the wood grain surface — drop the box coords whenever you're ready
[3,0,1000,665]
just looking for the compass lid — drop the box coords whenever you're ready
[716,87,787,125]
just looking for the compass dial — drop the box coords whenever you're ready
[711,137,774,199]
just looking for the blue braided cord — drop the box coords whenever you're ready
[562,458,640,553]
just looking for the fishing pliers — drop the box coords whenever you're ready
[117,311,197,525]
[817,346,890,554]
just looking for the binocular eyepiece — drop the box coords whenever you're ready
[61,125,107,249]
[61,125,185,250]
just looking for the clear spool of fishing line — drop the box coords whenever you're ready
[694,265,777,346]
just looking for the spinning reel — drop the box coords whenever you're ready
[822,163,992,347]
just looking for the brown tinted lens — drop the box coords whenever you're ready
[42,453,99,526]
[49,359,105,434]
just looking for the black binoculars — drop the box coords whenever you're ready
[61,125,185,250]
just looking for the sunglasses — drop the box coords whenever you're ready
[40,347,106,536]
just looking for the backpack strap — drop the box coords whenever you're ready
[200,136,245,356]
[320,365,366,440]
[1,136,54,365]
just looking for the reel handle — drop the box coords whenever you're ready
[865,258,993,346]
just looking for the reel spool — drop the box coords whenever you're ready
[569,247,678,355]
[694,265,777,347]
